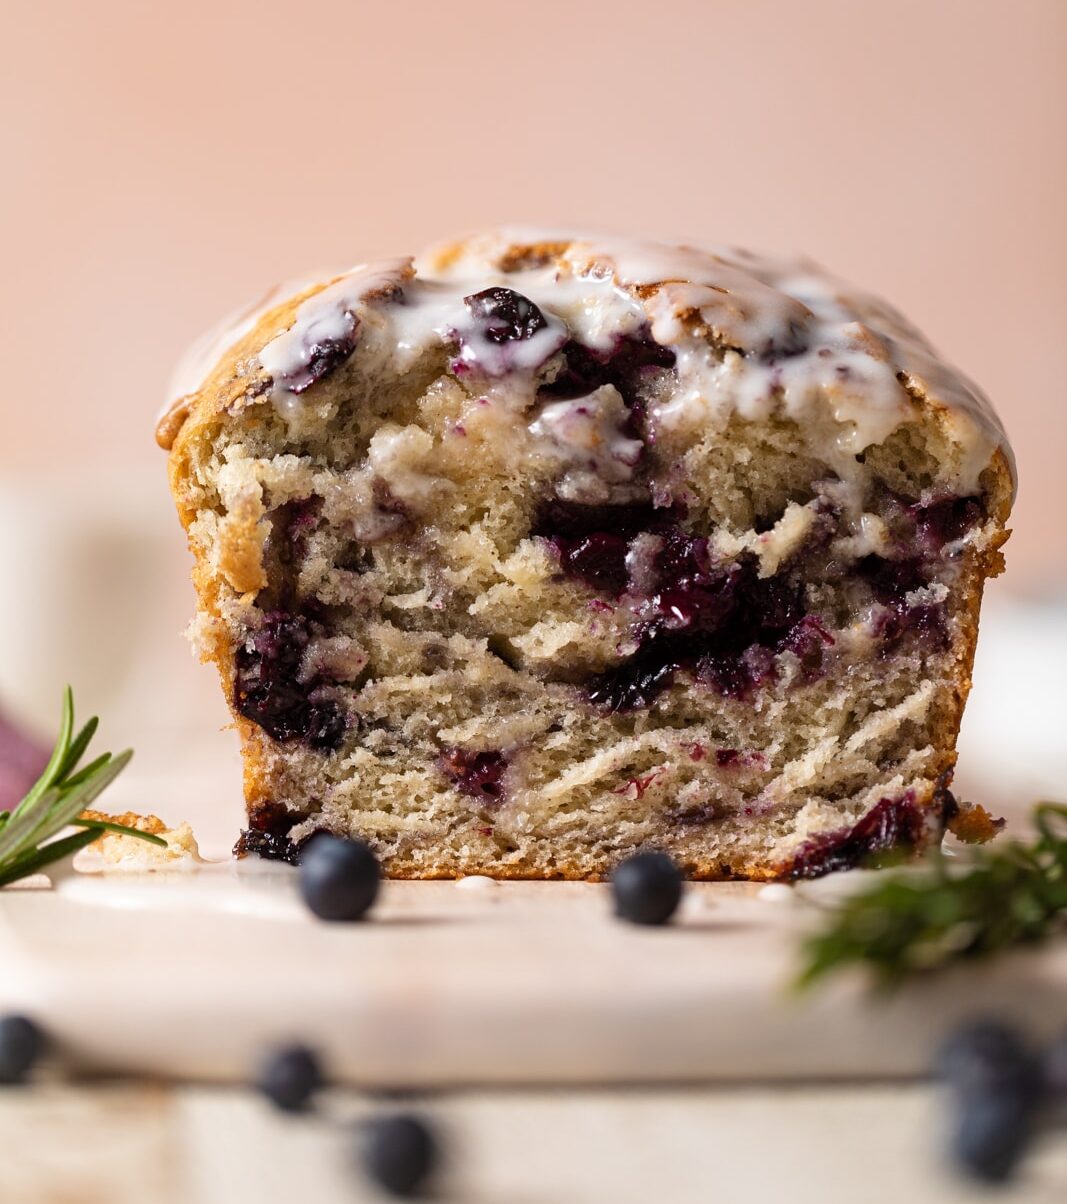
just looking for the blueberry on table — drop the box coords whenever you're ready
[611,851,684,925]
[935,1020,1042,1184]
[358,1113,438,1197]
[0,1014,43,1085]
[299,834,380,921]
[935,1021,1037,1094]
[1045,1027,1067,1079]
[256,1044,323,1112]
[949,1084,1037,1184]
[1042,1030,1067,1125]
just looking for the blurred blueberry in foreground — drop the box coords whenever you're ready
[0,1015,44,1085]
[359,1112,439,1197]
[256,1043,323,1112]
[936,1020,1041,1185]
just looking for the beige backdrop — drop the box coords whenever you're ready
[2,0,1064,586]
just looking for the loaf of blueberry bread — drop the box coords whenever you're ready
[159,229,1014,879]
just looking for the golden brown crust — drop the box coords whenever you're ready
[79,808,169,835]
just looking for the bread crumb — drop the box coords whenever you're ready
[946,800,1005,845]
[77,810,203,871]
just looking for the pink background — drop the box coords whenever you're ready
[2,0,1065,584]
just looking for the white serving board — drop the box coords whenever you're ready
[1,864,1065,1087]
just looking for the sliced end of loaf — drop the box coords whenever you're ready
[164,233,1013,879]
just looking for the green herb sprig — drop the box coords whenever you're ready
[0,688,165,888]
[795,803,1067,992]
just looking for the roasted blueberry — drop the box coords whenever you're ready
[856,553,927,604]
[358,1113,439,1197]
[537,497,832,712]
[553,532,631,596]
[532,498,661,541]
[273,313,360,395]
[234,612,346,751]
[299,834,380,921]
[586,638,684,712]
[0,1015,43,1085]
[235,801,305,864]
[463,287,546,343]
[256,1043,324,1112]
[912,495,984,551]
[611,851,684,925]
[538,334,676,406]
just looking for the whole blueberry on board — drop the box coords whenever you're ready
[948,1084,1038,1184]
[0,1014,44,1085]
[935,1021,1038,1096]
[256,1043,323,1113]
[1043,1028,1067,1086]
[611,851,684,925]
[935,1020,1042,1184]
[299,834,381,921]
[358,1112,439,1197]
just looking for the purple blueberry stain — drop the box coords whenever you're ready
[538,333,676,413]
[535,477,985,711]
[552,532,632,596]
[715,749,768,770]
[261,497,323,611]
[583,529,815,710]
[876,602,950,655]
[535,498,825,711]
[779,614,835,678]
[786,792,927,879]
[439,747,509,803]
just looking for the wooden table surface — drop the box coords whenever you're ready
[2,1080,1066,1203]
[3,799,1065,1201]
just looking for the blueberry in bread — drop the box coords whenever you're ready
[159,229,1013,879]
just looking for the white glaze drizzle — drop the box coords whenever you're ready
[259,258,414,416]
[528,385,644,502]
[168,229,1013,493]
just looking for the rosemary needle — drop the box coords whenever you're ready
[0,688,165,889]
[795,802,1067,992]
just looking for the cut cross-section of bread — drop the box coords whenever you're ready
[159,229,1014,880]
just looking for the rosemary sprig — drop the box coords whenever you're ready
[794,803,1067,992]
[0,688,166,888]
